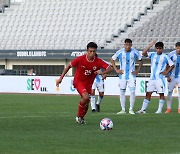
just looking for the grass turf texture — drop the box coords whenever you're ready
[0,94,180,154]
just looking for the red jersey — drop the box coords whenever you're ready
[70,54,109,87]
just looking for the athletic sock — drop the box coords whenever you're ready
[129,90,135,110]
[84,103,89,116]
[120,91,126,111]
[77,101,86,117]
[141,99,150,111]
[178,88,180,109]
[96,96,103,105]
[167,92,172,109]
[90,96,96,110]
[157,99,165,112]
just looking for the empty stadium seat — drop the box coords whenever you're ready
[0,0,157,50]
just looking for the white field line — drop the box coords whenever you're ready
[0,112,72,119]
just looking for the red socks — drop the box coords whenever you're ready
[77,101,89,118]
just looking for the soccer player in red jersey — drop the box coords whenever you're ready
[56,42,113,124]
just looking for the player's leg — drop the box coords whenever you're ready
[117,79,127,114]
[137,92,152,113]
[75,84,90,124]
[96,91,104,112]
[96,82,104,112]
[177,80,180,113]
[90,82,96,112]
[76,91,89,124]
[155,93,165,114]
[137,80,154,113]
[128,79,136,114]
[165,91,173,113]
[155,79,166,114]
[78,91,89,115]
[165,79,175,113]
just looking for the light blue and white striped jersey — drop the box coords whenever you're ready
[95,74,103,83]
[112,48,142,80]
[168,50,180,78]
[148,52,174,80]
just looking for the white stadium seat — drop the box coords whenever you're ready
[1,0,177,50]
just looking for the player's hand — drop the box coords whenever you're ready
[116,69,123,74]
[94,70,102,75]
[131,70,138,75]
[56,78,62,87]
[161,71,168,76]
[102,74,107,80]
[149,40,156,48]
[167,76,171,82]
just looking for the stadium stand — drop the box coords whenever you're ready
[0,0,154,50]
[0,0,179,50]
[104,0,180,49]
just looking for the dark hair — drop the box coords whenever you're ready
[95,53,98,57]
[87,42,98,49]
[175,42,180,47]
[124,38,132,44]
[155,42,164,48]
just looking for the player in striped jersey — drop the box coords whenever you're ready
[110,39,143,114]
[90,74,106,112]
[137,41,174,114]
[165,42,180,113]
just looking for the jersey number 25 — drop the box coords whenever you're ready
[84,70,92,75]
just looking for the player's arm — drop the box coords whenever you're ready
[102,73,107,80]
[161,56,174,77]
[132,60,143,75]
[142,41,156,57]
[96,66,113,76]
[161,64,174,77]
[165,65,171,82]
[110,59,123,74]
[56,64,72,87]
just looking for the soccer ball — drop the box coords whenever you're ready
[100,118,113,130]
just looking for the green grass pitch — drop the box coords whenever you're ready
[0,94,180,154]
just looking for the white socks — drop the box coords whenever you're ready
[167,89,180,109]
[120,90,126,111]
[119,89,135,111]
[129,91,135,110]
[141,99,150,111]
[167,92,173,109]
[96,96,103,105]
[91,95,104,110]
[141,99,165,113]
[90,96,96,110]
[156,99,165,113]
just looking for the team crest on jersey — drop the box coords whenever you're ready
[93,66,97,70]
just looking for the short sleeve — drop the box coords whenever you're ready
[70,56,81,67]
[112,50,121,61]
[98,58,110,69]
[147,52,154,58]
[135,50,142,60]
[166,55,174,67]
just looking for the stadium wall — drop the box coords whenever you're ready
[0,76,178,97]
[0,49,172,76]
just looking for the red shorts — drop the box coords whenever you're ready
[74,82,92,96]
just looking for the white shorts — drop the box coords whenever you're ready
[147,79,165,93]
[168,77,180,92]
[92,81,104,92]
[119,78,136,90]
